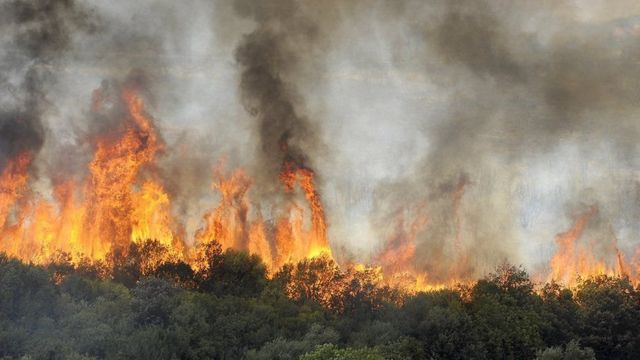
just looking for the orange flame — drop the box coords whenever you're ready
[548,206,633,286]
[277,160,332,264]
[0,153,32,230]
[196,162,252,251]
[4,80,640,296]
[373,204,433,292]
[83,86,177,258]
[0,84,181,264]
[194,157,332,272]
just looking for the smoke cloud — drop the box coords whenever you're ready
[367,0,640,278]
[0,0,94,171]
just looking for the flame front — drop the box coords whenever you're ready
[0,153,32,230]
[50,78,335,272]
[0,83,181,263]
[2,80,640,293]
[194,158,332,271]
[548,206,635,287]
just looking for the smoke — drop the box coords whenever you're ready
[231,0,327,199]
[0,0,94,171]
[367,0,640,277]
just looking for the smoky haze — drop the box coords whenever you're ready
[1,0,639,276]
[0,0,95,171]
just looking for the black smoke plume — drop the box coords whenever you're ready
[232,0,324,195]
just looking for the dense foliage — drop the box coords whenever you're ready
[0,241,638,359]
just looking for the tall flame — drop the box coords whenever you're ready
[0,83,181,263]
[196,162,251,251]
[0,153,32,230]
[548,206,633,286]
[194,157,332,271]
[275,160,332,266]
[2,80,640,294]
[83,85,177,258]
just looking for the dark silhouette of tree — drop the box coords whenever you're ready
[574,275,640,359]
[152,260,196,289]
[196,241,267,297]
[0,250,638,359]
[469,263,545,359]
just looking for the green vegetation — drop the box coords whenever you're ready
[0,241,638,359]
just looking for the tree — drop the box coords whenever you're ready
[535,340,595,360]
[539,282,582,347]
[198,247,267,296]
[469,263,544,359]
[394,290,484,359]
[574,275,640,359]
[246,324,339,360]
[46,251,75,284]
[110,239,178,287]
[280,255,344,309]
[152,261,196,289]
[168,292,217,359]
[132,277,179,326]
[299,344,384,360]
[0,254,56,322]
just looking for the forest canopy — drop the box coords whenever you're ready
[0,239,638,360]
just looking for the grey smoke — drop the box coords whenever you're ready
[368,0,640,278]
[0,0,94,171]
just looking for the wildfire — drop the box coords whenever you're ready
[0,153,32,230]
[276,160,331,265]
[548,206,634,286]
[370,177,477,293]
[373,204,429,292]
[195,157,332,271]
[0,81,182,263]
[2,78,640,294]
[196,162,252,251]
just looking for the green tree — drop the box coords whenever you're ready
[535,340,595,360]
[132,277,179,326]
[574,275,640,359]
[246,324,339,360]
[0,254,56,322]
[394,290,483,359]
[469,264,544,359]
[539,282,582,347]
[199,248,267,296]
[110,240,176,287]
[152,261,196,289]
[299,344,384,360]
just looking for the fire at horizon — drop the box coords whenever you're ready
[0,78,638,291]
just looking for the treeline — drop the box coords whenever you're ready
[0,240,639,359]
